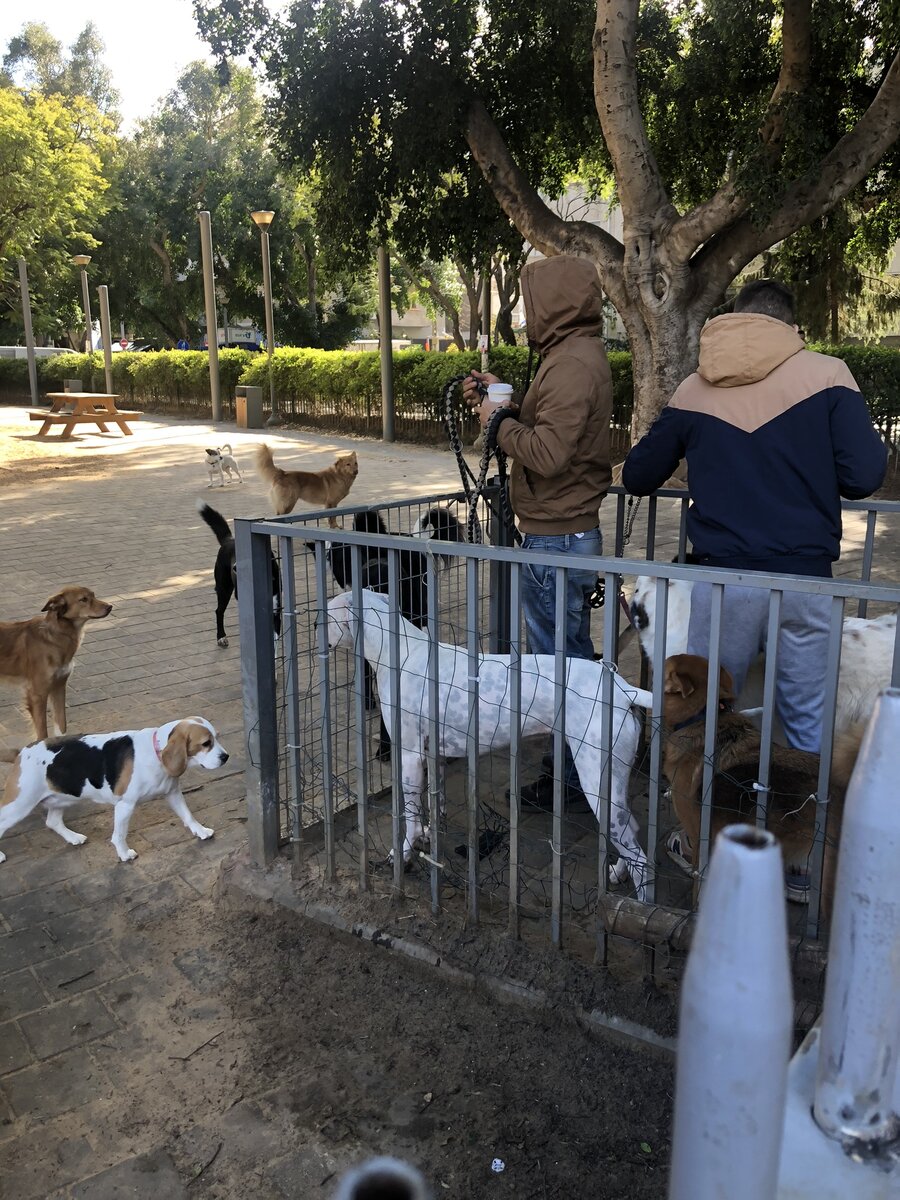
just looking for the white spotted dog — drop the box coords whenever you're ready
[630,575,897,734]
[205,444,243,488]
[327,590,656,898]
[0,717,227,865]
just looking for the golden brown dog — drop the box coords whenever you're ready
[661,653,863,920]
[0,587,113,740]
[256,444,358,527]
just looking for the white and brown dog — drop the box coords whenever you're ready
[0,717,227,865]
[205,444,243,487]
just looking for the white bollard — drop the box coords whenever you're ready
[669,825,793,1200]
[814,688,900,1145]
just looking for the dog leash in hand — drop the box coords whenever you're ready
[441,375,521,546]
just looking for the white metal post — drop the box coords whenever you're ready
[17,257,39,407]
[814,688,900,1145]
[98,285,114,394]
[669,825,793,1200]
[198,210,222,422]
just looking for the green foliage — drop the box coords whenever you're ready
[2,343,896,441]
[0,88,114,322]
[91,62,373,350]
[2,21,119,115]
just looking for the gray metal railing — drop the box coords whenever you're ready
[236,486,900,954]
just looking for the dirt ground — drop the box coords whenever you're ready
[184,885,673,1199]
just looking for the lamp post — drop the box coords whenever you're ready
[72,254,93,353]
[250,210,281,427]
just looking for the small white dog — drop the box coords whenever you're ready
[205,444,243,487]
[0,717,228,865]
[327,589,655,896]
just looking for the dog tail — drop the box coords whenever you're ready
[196,500,233,547]
[255,443,282,485]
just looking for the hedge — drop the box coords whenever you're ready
[0,341,895,444]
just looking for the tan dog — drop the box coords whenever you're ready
[661,653,863,921]
[256,444,358,528]
[0,587,113,740]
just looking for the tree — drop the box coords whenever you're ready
[2,22,119,117]
[0,87,114,339]
[195,0,900,438]
[91,63,373,347]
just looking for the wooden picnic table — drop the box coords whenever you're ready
[28,393,143,439]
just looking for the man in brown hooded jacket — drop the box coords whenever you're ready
[464,254,612,808]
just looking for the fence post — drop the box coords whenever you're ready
[813,688,900,1145]
[668,825,792,1200]
[236,519,280,865]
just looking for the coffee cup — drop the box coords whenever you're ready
[486,383,513,407]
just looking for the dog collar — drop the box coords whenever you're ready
[672,699,734,733]
[152,729,163,760]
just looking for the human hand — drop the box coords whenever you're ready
[462,369,501,409]
[477,397,518,428]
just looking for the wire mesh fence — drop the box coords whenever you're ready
[236,487,900,1037]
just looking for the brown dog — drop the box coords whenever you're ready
[256,444,358,528]
[661,653,863,920]
[0,587,113,740]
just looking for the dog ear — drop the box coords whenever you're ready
[41,592,68,615]
[161,724,189,777]
[664,659,695,697]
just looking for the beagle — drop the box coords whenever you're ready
[0,717,228,865]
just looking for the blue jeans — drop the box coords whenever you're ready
[520,529,601,788]
[687,583,832,752]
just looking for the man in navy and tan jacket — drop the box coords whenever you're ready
[623,279,886,759]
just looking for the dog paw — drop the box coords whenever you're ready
[194,825,214,840]
[217,636,229,648]
[0,850,6,864]
[608,857,630,886]
[117,848,138,862]
[70,833,88,846]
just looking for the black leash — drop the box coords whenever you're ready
[442,374,523,546]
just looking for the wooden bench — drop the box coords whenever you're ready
[29,394,143,439]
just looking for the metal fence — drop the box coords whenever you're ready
[236,486,900,1017]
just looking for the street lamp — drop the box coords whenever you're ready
[72,254,93,353]
[250,210,281,427]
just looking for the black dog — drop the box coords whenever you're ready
[324,507,465,757]
[198,502,282,647]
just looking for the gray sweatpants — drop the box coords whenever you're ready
[686,583,832,753]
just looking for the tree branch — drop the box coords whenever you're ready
[395,255,466,349]
[464,99,626,309]
[692,49,900,304]
[593,0,677,236]
[761,0,812,153]
[668,0,812,263]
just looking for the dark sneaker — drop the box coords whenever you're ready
[514,774,592,813]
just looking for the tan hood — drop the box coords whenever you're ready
[521,255,604,352]
[698,313,805,387]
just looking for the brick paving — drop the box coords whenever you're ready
[0,407,474,1198]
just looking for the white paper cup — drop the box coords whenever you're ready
[486,383,513,406]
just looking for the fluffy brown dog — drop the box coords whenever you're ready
[661,653,863,920]
[256,444,358,527]
[0,587,113,740]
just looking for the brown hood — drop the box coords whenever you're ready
[521,255,604,352]
[698,313,804,387]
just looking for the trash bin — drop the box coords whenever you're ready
[63,378,84,393]
[235,385,263,429]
